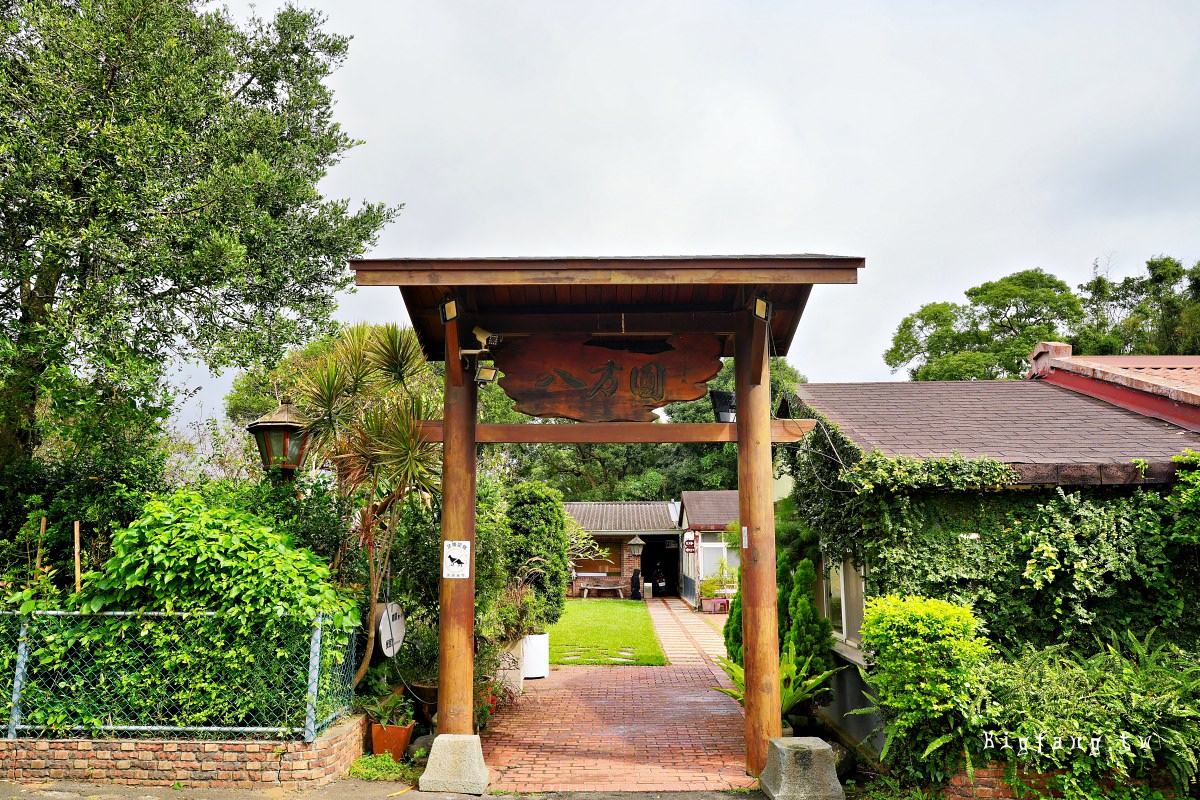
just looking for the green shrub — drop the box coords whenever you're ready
[503,482,570,629]
[723,565,744,665]
[80,490,356,631]
[859,596,991,784]
[782,558,835,680]
[987,632,1200,799]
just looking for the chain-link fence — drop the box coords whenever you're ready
[1,611,355,742]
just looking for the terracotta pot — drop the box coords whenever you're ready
[408,680,439,705]
[371,721,415,761]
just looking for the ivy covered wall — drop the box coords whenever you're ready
[784,402,1200,651]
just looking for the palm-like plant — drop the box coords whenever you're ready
[295,323,441,686]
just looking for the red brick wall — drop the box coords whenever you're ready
[0,714,366,789]
[943,763,1175,799]
[571,541,642,597]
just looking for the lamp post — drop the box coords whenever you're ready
[627,535,645,557]
[246,398,310,481]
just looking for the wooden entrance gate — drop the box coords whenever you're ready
[350,255,863,776]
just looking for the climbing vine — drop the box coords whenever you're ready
[782,403,1200,651]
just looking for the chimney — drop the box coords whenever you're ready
[1028,341,1073,378]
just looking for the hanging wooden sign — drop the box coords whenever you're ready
[492,333,723,422]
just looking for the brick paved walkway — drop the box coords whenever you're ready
[481,664,755,792]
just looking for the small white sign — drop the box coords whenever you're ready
[742,526,749,549]
[376,602,405,658]
[443,540,471,579]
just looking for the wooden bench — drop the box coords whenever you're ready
[580,582,626,599]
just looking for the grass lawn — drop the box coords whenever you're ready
[548,598,666,666]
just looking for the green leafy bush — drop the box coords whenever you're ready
[713,641,842,717]
[859,596,991,784]
[987,632,1200,799]
[80,490,356,631]
[782,558,835,680]
[503,482,570,629]
[723,565,744,665]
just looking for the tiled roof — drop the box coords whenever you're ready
[1030,342,1200,405]
[679,490,739,530]
[563,502,679,533]
[795,381,1200,485]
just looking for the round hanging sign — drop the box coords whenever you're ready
[377,602,406,658]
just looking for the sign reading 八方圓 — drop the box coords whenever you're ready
[491,333,723,422]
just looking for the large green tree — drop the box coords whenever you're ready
[1073,256,1200,356]
[0,0,394,467]
[884,269,1082,380]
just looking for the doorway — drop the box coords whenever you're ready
[641,536,681,597]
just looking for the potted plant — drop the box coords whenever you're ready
[363,692,416,761]
[698,575,720,612]
[393,611,440,712]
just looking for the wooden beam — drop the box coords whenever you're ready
[444,316,464,387]
[736,316,781,777]
[469,310,745,336]
[414,419,814,444]
[437,365,477,735]
[357,265,860,287]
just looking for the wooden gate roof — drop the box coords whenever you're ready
[350,254,864,361]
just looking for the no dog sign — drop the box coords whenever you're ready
[443,540,471,579]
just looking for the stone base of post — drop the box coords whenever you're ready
[418,733,489,795]
[760,737,845,800]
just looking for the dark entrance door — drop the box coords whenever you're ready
[641,537,680,597]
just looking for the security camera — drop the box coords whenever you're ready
[473,326,502,348]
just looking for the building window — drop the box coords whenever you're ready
[823,557,866,645]
[825,561,845,636]
[575,540,622,576]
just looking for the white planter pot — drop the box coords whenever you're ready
[522,632,550,679]
[498,638,525,693]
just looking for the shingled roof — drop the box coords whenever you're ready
[679,490,739,530]
[563,502,679,533]
[796,381,1200,485]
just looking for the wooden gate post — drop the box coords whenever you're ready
[735,314,782,776]
[438,338,478,735]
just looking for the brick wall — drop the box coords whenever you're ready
[943,763,1175,799]
[570,540,642,597]
[0,714,366,789]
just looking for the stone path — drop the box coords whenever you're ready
[480,665,754,792]
[647,597,730,665]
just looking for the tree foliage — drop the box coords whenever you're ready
[0,0,395,467]
[503,482,570,629]
[885,269,1082,380]
[885,256,1200,381]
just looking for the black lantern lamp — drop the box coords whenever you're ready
[246,398,310,480]
[710,390,736,423]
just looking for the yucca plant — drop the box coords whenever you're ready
[295,323,442,686]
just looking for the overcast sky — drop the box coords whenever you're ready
[187,1,1200,421]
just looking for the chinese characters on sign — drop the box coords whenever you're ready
[492,333,723,422]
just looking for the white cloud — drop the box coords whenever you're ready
[185,0,1200,420]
